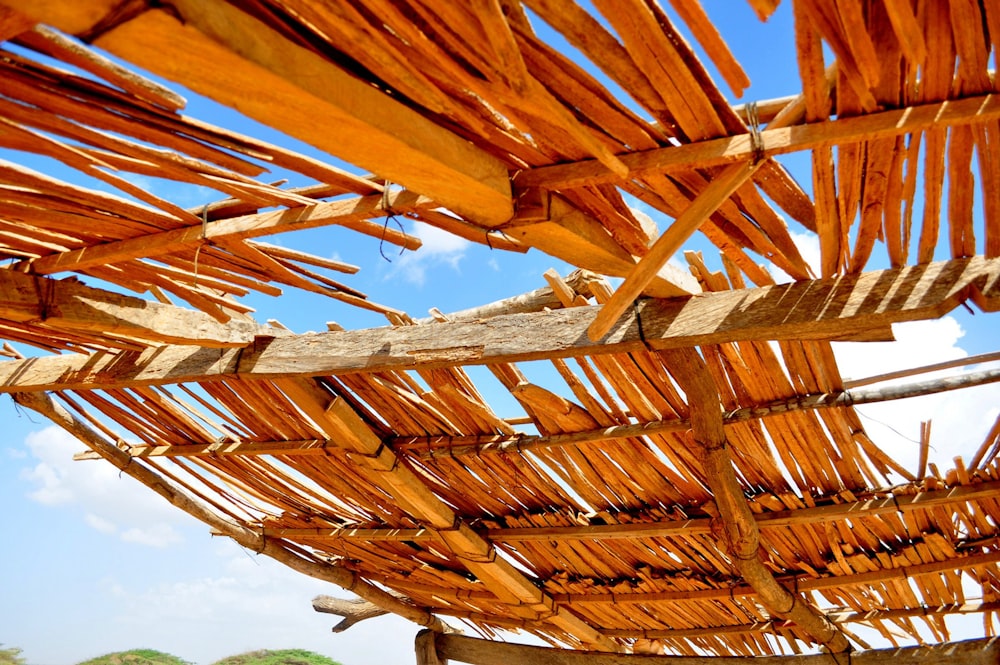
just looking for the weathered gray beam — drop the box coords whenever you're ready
[0,256,996,392]
[0,269,263,347]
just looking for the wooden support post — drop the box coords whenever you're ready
[658,348,851,652]
[416,630,448,665]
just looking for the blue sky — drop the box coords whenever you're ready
[2,3,1000,664]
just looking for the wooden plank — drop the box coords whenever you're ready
[435,633,1000,665]
[19,191,432,275]
[0,256,996,391]
[516,93,1000,190]
[4,0,513,226]
[0,269,263,347]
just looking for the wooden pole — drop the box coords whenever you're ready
[659,348,851,652]
[435,633,999,665]
[517,92,1000,190]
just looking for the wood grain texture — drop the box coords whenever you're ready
[435,633,1000,665]
[0,257,994,392]
[519,93,1000,189]
[5,0,513,226]
[0,269,262,347]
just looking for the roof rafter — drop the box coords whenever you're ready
[517,92,1000,190]
[277,377,619,652]
[662,347,851,651]
[17,190,433,275]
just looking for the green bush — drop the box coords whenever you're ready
[77,649,191,665]
[211,649,342,665]
[0,646,26,665]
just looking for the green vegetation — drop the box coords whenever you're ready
[211,650,342,665]
[0,646,341,665]
[0,646,26,665]
[77,650,192,665]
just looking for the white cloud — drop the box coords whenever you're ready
[20,425,198,547]
[4,446,27,459]
[832,316,1000,477]
[121,523,184,548]
[85,512,118,535]
[384,221,470,286]
[769,230,820,283]
[100,544,422,665]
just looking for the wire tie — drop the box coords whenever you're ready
[746,101,765,165]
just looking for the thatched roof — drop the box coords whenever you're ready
[2,0,1000,660]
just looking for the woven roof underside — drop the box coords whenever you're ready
[2,0,1000,658]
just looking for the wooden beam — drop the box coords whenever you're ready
[20,191,432,276]
[433,634,999,665]
[399,365,1000,459]
[0,269,262,347]
[0,257,995,392]
[516,93,1000,190]
[660,347,851,652]
[277,379,619,652]
[12,390,450,633]
[5,0,513,226]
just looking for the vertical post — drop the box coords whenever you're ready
[416,630,447,665]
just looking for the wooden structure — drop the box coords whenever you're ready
[2,0,1000,662]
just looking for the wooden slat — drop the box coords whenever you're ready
[19,191,432,275]
[4,0,514,226]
